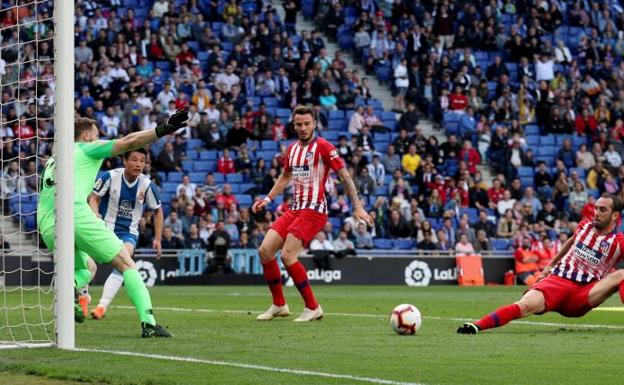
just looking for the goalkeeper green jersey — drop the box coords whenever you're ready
[37,140,114,231]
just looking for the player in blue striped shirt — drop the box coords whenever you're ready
[87,148,164,320]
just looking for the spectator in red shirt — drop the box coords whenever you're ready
[271,117,286,141]
[458,140,481,174]
[216,183,238,208]
[575,107,598,136]
[449,86,468,113]
[17,117,34,140]
[176,43,196,67]
[580,195,596,220]
[217,148,236,174]
[487,179,505,209]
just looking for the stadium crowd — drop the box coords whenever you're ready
[1,0,624,270]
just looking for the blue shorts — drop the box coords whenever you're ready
[116,233,138,248]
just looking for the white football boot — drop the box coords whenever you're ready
[256,304,290,320]
[293,305,324,322]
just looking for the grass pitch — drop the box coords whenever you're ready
[1,285,623,385]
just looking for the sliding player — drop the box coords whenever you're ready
[252,105,373,322]
[88,148,163,320]
[457,194,624,334]
[37,110,187,337]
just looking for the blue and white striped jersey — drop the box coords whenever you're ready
[92,168,161,238]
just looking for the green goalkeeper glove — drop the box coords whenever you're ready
[156,108,189,137]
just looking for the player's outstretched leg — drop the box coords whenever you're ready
[457,290,544,334]
[92,269,124,320]
[281,234,323,322]
[257,230,289,320]
[110,250,171,337]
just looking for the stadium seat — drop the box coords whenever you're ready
[392,239,413,250]
[491,239,511,251]
[456,256,484,286]
[328,217,342,230]
[263,97,278,107]
[189,172,205,184]
[539,136,555,146]
[199,151,218,160]
[163,182,178,193]
[276,108,291,119]
[328,120,343,130]
[182,160,194,171]
[226,173,243,183]
[328,110,344,120]
[525,125,540,136]
[214,174,225,183]
[517,167,534,177]
[236,195,253,206]
[194,161,215,172]
[261,141,278,151]
[373,238,392,249]
[167,172,183,183]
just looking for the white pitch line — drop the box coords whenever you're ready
[74,348,424,385]
[113,305,624,330]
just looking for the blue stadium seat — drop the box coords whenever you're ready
[239,183,256,194]
[214,174,225,183]
[163,182,178,193]
[189,172,205,184]
[373,238,392,249]
[182,160,194,171]
[328,110,345,120]
[538,146,555,157]
[168,172,184,183]
[256,150,274,160]
[328,217,342,230]
[276,108,291,118]
[157,172,168,182]
[226,173,243,183]
[374,132,391,141]
[518,167,534,177]
[491,238,511,251]
[587,189,600,199]
[322,131,340,141]
[263,97,278,107]
[525,125,540,135]
[199,151,218,160]
[236,195,253,206]
[187,150,198,160]
[527,135,539,146]
[194,161,215,172]
[328,120,344,130]
[539,136,555,146]
[261,141,278,151]
[392,239,413,250]
[187,138,203,149]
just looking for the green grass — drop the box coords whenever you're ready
[1,286,624,385]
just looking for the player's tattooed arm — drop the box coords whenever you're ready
[337,168,363,210]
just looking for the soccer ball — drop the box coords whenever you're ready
[390,304,421,335]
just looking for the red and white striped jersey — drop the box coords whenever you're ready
[552,218,624,283]
[284,136,345,214]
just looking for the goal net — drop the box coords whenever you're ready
[0,0,73,349]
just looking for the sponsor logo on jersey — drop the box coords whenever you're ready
[118,200,135,218]
[291,165,310,178]
[574,242,603,265]
[329,149,339,160]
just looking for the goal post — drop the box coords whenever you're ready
[54,0,74,350]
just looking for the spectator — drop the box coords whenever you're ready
[309,231,334,270]
[418,231,437,251]
[216,184,237,208]
[533,162,552,189]
[157,142,182,172]
[185,223,207,250]
[387,209,410,238]
[333,230,356,255]
[514,237,541,286]
[366,155,385,187]
[473,229,491,253]
[497,209,518,238]
[473,210,496,238]
[454,233,475,255]
[496,190,516,216]
[355,167,376,197]
[176,175,196,199]
[353,222,374,249]
[217,148,236,174]
[161,226,185,249]
[382,145,401,174]
[164,211,184,240]
[458,140,481,174]
[556,139,576,169]
[401,144,421,179]
[576,143,596,170]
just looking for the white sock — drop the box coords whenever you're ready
[98,269,124,309]
[80,285,89,297]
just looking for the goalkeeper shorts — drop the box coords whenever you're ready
[39,203,123,265]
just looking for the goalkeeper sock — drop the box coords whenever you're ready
[262,259,286,306]
[474,304,521,331]
[286,261,318,310]
[123,269,156,325]
[74,269,91,290]
[99,269,124,309]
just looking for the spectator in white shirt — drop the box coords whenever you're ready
[101,107,121,138]
[348,105,366,135]
[604,144,623,168]
[354,223,374,249]
[205,104,221,122]
[394,58,409,112]
[215,65,240,93]
[108,60,130,83]
[177,175,197,199]
[554,40,572,64]
[496,190,516,216]
[366,154,386,187]
[152,0,169,18]
[535,54,555,82]
[157,82,177,107]
[332,230,355,253]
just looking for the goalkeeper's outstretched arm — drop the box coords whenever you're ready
[111,109,188,157]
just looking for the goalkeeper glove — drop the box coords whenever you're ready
[156,108,189,137]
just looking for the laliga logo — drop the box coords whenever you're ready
[404,260,432,286]
[280,266,342,285]
[135,260,158,287]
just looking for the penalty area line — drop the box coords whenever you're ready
[112,305,624,330]
[74,348,424,385]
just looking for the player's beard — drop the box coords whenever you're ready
[594,217,613,231]
[298,131,313,143]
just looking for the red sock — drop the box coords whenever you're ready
[474,304,521,331]
[262,259,285,306]
[286,261,318,310]
[619,280,624,303]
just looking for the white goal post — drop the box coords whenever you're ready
[54,0,75,350]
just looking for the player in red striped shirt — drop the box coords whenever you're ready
[252,105,373,322]
[458,193,624,334]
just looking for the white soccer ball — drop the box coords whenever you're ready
[390,304,422,335]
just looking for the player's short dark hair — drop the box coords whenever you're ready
[75,117,98,140]
[123,148,148,159]
[601,193,623,214]
[292,105,316,121]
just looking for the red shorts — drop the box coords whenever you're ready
[530,275,598,317]
[270,209,328,247]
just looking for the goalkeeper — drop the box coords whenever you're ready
[37,109,188,337]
